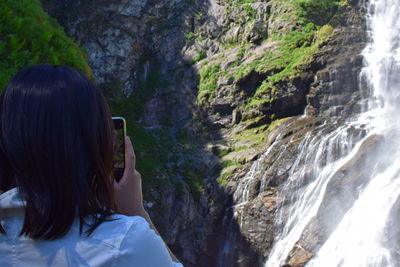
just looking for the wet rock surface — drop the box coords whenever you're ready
[285,244,314,267]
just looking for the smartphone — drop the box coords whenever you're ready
[112,117,126,182]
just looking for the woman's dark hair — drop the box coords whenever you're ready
[0,64,116,240]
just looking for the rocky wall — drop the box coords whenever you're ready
[42,0,368,266]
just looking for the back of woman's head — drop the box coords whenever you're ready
[0,64,115,240]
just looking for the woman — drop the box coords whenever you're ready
[0,64,182,266]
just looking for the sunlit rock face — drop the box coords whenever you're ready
[306,0,367,117]
[44,0,368,266]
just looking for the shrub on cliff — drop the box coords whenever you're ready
[0,0,91,90]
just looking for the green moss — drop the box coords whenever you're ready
[216,147,232,158]
[0,0,91,90]
[231,145,248,152]
[267,117,291,131]
[230,117,292,151]
[217,172,232,186]
[221,160,243,168]
[236,46,247,59]
[243,4,256,20]
[246,98,271,108]
[338,0,350,7]
[185,31,195,41]
[197,63,222,103]
[192,50,207,64]
[233,124,268,143]
[268,23,333,83]
[224,0,338,111]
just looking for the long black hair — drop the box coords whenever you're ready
[0,64,116,240]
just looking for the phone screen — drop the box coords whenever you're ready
[112,117,126,180]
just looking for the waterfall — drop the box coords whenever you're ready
[217,208,239,267]
[264,0,400,266]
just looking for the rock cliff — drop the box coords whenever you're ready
[43,0,367,266]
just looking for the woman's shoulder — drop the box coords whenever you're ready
[88,215,181,266]
[84,214,148,249]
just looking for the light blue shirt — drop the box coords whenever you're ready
[0,188,183,267]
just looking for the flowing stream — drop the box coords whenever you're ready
[263,0,400,266]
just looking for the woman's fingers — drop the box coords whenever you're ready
[122,136,135,179]
[114,136,144,216]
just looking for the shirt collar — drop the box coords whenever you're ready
[0,188,25,210]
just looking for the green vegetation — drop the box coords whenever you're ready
[192,50,207,64]
[236,0,254,7]
[216,147,232,158]
[185,31,195,41]
[0,0,91,90]
[197,63,221,103]
[221,160,243,168]
[197,0,338,112]
[267,117,291,131]
[232,1,337,84]
[215,116,291,186]
[287,0,341,25]
[230,117,290,148]
[233,124,268,143]
[237,46,247,59]
[217,170,234,185]
[243,4,256,20]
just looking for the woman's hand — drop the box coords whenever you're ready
[114,136,181,263]
[114,136,147,217]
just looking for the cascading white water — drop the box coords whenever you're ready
[264,0,400,266]
[264,117,370,267]
[308,1,400,266]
